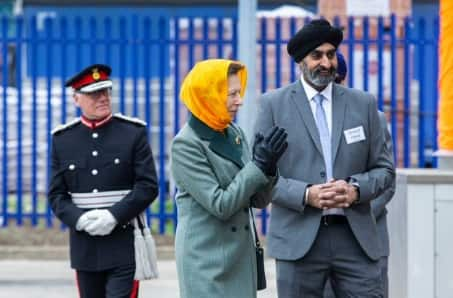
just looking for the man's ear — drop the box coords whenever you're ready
[73,93,80,107]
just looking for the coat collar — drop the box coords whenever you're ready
[188,115,244,168]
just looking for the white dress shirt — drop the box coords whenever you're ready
[300,75,344,216]
[300,75,333,135]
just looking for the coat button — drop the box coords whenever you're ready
[91,169,98,175]
[320,171,326,178]
[243,208,248,213]
[231,226,237,232]
[114,158,120,164]
[244,225,249,231]
[92,150,98,157]
[68,164,75,170]
[92,132,99,139]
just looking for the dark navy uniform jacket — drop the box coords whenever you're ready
[48,114,159,271]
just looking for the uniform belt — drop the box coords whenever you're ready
[71,189,131,209]
[321,215,348,226]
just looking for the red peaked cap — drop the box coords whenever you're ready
[65,64,112,92]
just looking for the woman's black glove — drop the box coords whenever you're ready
[252,126,288,176]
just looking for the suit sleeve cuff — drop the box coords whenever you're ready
[303,186,310,206]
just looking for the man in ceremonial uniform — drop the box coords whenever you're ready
[48,64,159,298]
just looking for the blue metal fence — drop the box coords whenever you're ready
[0,14,440,234]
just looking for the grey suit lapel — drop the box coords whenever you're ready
[289,81,323,156]
[331,84,347,165]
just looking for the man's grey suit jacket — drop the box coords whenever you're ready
[372,112,396,257]
[254,81,395,261]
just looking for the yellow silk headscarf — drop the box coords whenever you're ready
[180,59,247,131]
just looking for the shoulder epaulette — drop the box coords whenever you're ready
[51,118,81,135]
[113,113,147,126]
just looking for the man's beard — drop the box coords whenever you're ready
[301,61,336,88]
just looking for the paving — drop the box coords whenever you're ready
[0,257,278,298]
[0,229,277,297]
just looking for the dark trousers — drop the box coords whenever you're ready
[324,279,336,298]
[76,263,139,298]
[324,256,389,298]
[276,217,384,298]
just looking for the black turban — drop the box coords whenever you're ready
[287,19,343,63]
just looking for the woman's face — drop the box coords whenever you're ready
[226,74,243,119]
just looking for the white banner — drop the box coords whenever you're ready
[346,0,390,16]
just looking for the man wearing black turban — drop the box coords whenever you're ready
[253,19,395,297]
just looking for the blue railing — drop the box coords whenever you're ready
[0,14,440,234]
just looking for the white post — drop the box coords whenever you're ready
[13,0,23,15]
[237,0,257,142]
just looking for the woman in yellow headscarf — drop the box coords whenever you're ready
[171,59,288,298]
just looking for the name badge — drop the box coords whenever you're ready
[344,126,366,144]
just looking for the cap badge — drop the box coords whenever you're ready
[92,68,101,80]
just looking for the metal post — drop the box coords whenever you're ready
[237,0,257,142]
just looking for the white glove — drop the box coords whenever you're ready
[84,209,118,236]
[75,212,94,231]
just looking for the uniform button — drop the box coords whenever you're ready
[92,150,98,157]
[114,158,120,164]
[231,226,237,232]
[320,171,326,178]
[92,189,98,193]
[244,225,249,231]
[91,169,98,175]
[68,164,75,170]
[92,132,99,139]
